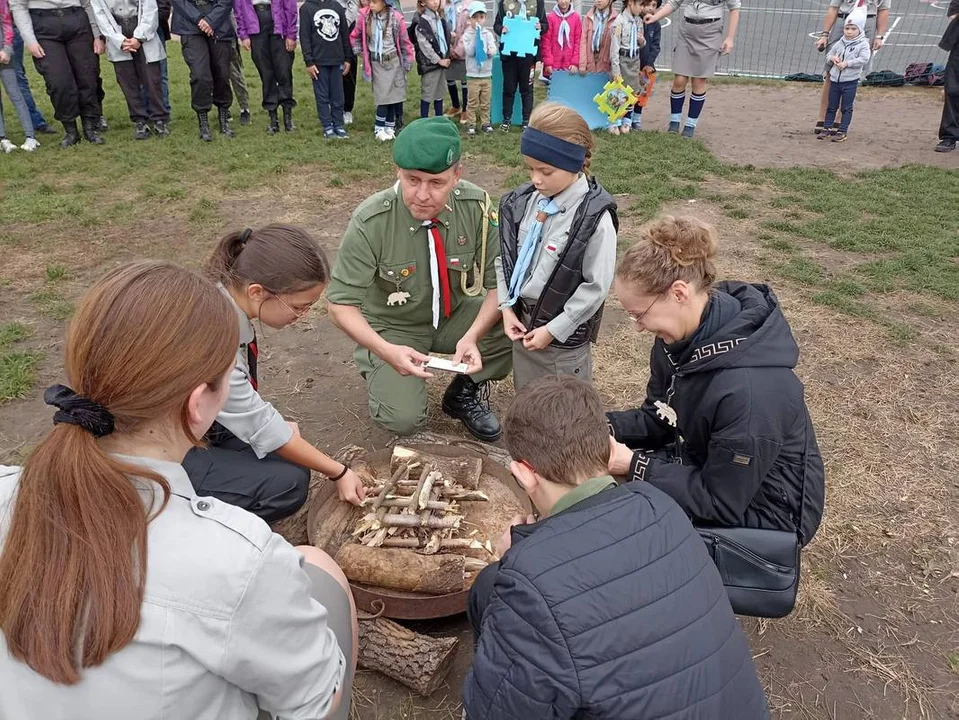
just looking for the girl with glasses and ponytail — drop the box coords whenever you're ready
[182,224,367,526]
[0,261,356,720]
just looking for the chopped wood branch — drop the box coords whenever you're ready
[380,537,485,549]
[378,513,462,529]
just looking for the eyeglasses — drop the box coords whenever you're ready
[270,293,313,319]
[626,295,661,327]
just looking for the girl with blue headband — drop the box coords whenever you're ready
[495,102,619,390]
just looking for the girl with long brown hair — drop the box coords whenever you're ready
[182,224,366,524]
[0,261,355,719]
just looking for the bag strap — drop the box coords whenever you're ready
[459,191,490,298]
[795,421,810,546]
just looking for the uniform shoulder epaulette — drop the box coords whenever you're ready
[354,186,399,223]
[452,180,488,202]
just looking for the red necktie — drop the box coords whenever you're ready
[247,336,259,391]
[429,218,452,320]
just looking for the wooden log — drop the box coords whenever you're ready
[365,464,409,547]
[380,537,483,549]
[335,544,466,594]
[369,486,489,502]
[391,446,482,489]
[367,498,454,511]
[379,513,462,529]
[311,497,356,554]
[357,617,459,697]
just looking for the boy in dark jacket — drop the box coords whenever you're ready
[463,374,770,720]
[409,0,452,118]
[630,0,659,130]
[300,0,351,138]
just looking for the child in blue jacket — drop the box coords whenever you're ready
[629,0,659,130]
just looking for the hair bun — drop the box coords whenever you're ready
[647,216,717,267]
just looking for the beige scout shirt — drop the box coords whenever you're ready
[494,174,617,343]
[0,456,345,720]
[666,0,742,21]
[216,284,294,458]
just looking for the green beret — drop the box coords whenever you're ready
[393,117,462,174]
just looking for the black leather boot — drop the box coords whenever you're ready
[81,117,105,144]
[267,109,279,135]
[442,375,501,442]
[218,107,234,137]
[59,120,81,148]
[282,105,294,132]
[197,111,212,142]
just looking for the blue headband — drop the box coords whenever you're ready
[520,127,587,173]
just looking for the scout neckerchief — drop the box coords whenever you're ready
[247,334,259,391]
[445,0,457,31]
[426,9,448,55]
[500,198,560,308]
[625,11,640,57]
[424,219,452,327]
[591,7,608,52]
[553,5,575,49]
[474,24,488,62]
[372,12,387,56]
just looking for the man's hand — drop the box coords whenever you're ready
[307,64,319,79]
[27,42,45,58]
[93,37,106,54]
[336,468,367,505]
[608,437,636,476]
[122,37,142,52]
[494,513,535,558]
[522,326,553,351]
[872,36,883,51]
[241,37,252,50]
[198,18,214,36]
[720,36,734,55]
[285,37,296,52]
[452,334,483,375]
[383,343,434,378]
[501,307,527,341]
[815,34,828,51]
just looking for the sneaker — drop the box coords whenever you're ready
[816,130,831,140]
[608,125,620,135]
[98,116,109,131]
[500,121,511,132]
[343,111,354,126]
[681,125,695,139]
[0,138,16,153]
[35,123,58,135]
[460,110,469,125]
[134,121,151,140]
[813,121,825,135]
[323,127,335,139]
[152,120,170,137]
[482,124,494,134]
[20,138,40,152]
[521,123,529,131]
[240,109,251,125]
[445,105,460,118]
[334,127,349,139]
[467,126,476,136]
[632,121,643,131]
[384,127,396,140]
[374,127,388,142]
[831,131,847,143]
[621,124,631,134]
[935,139,956,153]
[667,121,680,134]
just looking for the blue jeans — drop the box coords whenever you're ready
[140,40,171,116]
[12,27,48,129]
[824,79,859,134]
[312,65,344,130]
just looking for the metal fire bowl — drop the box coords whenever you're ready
[308,443,531,620]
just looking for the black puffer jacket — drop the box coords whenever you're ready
[607,282,825,545]
[462,481,770,719]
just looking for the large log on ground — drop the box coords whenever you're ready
[335,544,465,595]
[358,618,459,696]
[391,446,482,489]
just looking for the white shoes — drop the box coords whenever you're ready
[343,111,353,125]
[385,127,395,140]
[0,139,16,153]
[374,127,396,142]
[21,138,40,152]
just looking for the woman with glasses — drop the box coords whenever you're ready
[182,225,367,526]
[606,215,825,545]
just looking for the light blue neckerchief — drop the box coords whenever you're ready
[429,10,448,55]
[474,26,488,63]
[626,13,639,57]
[372,13,386,56]
[501,198,561,308]
[591,9,608,52]
[518,2,528,19]
[445,1,457,30]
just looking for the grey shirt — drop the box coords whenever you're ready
[829,0,891,14]
[666,0,742,21]
[217,284,295,458]
[494,174,618,343]
[10,0,100,46]
[0,456,345,720]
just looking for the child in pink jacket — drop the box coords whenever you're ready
[541,0,581,78]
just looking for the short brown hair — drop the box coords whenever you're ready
[505,375,610,485]
[617,215,718,295]
[206,224,330,295]
[528,102,594,174]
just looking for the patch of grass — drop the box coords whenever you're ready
[724,207,750,219]
[0,323,32,348]
[811,291,875,318]
[328,176,345,188]
[825,279,867,298]
[761,236,798,253]
[0,351,42,403]
[907,302,941,318]
[777,257,824,286]
[946,653,959,675]
[45,264,68,283]
[30,288,73,320]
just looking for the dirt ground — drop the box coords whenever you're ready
[1,84,957,719]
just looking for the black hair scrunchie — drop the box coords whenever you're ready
[44,384,115,438]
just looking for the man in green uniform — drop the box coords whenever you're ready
[327,117,512,441]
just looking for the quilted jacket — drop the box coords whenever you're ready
[462,481,770,719]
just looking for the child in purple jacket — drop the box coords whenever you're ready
[235,0,299,133]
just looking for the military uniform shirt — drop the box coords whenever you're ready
[0,456,345,720]
[829,0,891,14]
[666,0,742,21]
[327,179,500,332]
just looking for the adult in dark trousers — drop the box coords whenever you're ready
[11,26,57,133]
[140,0,171,119]
[171,0,236,140]
[235,0,297,133]
[813,0,890,134]
[936,0,959,152]
[493,0,545,131]
[10,0,106,146]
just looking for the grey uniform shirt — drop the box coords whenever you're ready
[829,0,891,14]
[666,0,741,21]
[11,0,100,47]
[494,174,618,343]
[0,456,345,720]
[217,284,294,458]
